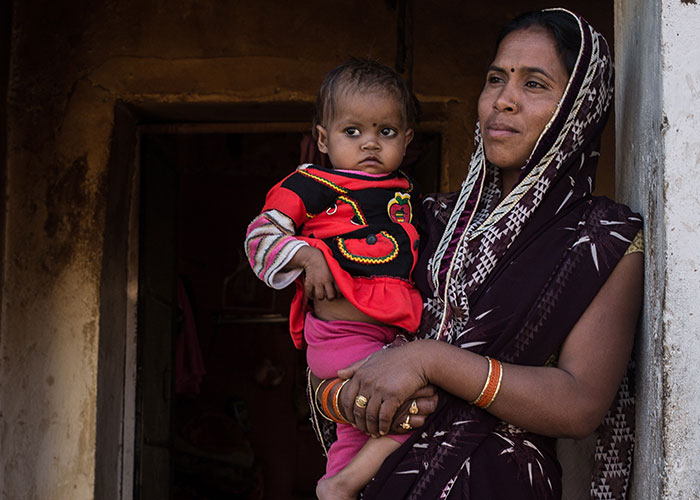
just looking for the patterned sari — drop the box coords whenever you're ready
[308,8,641,499]
[359,9,641,500]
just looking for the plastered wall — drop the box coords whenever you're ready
[617,0,700,498]
[0,1,615,498]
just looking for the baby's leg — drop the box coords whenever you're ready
[316,436,401,500]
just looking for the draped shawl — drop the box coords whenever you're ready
[359,8,642,500]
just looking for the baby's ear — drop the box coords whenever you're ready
[316,125,329,153]
[404,128,414,151]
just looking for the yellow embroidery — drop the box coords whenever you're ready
[298,169,349,194]
[337,195,367,225]
[336,231,399,264]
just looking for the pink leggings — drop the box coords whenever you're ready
[304,312,411,478]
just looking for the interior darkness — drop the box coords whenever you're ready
[136,131,441,499]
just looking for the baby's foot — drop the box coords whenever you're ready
[316,475,358,500]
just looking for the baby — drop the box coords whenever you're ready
[245,58,422,499]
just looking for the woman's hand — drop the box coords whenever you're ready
[337,342,431,437]
[387,385,438,434]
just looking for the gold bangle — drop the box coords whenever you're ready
[332,379,351,424]
[470,356,493,405]
[314,378,334,422]
[471,356,503,409]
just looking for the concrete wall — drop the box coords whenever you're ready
[0,1,616,498]
[617,0,700,498]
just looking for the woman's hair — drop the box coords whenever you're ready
[497,10,582,76]
[312,58,417,137]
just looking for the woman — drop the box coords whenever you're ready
[312,8,643,499]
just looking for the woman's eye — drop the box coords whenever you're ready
[487,75,504,84]
[525,80,545,89]
[380,128,397,137]
[344,127,360,136]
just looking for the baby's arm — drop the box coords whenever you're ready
[245,209,338,299]
[245,209,308,289]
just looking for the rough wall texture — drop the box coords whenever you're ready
[657,0,700,497]
[615,0,665,498]
[617,0,700,498]
[0,1,615,498]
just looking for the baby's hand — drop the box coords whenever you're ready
[296,246,339,301]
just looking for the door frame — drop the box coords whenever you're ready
[94,101,447,500]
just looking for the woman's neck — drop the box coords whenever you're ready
[499,168,521,200]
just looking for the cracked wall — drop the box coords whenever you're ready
[0,1,615,498]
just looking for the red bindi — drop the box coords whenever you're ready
[510,68,515,73]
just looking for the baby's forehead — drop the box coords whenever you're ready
[327,86,405,121]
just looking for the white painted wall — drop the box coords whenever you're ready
[616,0,700,498]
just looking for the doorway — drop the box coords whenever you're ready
[133,127,441,499]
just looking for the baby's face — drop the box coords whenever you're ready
[316,90,413,175]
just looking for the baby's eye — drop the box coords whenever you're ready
[380,128,397,137]
[344,127,360,137]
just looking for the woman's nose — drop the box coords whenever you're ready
[494,86,518,112]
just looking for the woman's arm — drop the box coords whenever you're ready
[340,252,643,439]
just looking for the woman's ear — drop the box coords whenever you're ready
[316,125,329,153]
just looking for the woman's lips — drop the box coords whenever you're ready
[485,124,518,138]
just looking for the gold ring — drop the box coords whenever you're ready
[354,395,368,408]
[409,400,419,415]
[399,414,412,430]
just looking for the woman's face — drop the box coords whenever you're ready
[478,27,570,178]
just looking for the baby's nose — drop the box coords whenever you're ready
[361,138,380,150]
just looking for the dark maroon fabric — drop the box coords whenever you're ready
[363,9,641,500]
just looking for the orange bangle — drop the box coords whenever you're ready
[332,379,351,424]
[471,356,503,409]
[321,379,342,421]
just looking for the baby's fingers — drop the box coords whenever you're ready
[323,281,337,300]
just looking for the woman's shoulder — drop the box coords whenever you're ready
[587,196,644,255]
[588,196,643,223]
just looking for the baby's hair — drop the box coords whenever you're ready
[312,58,417,138]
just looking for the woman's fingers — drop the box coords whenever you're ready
[377,398,401,435]
[337,357,368,380]
[351,390,370,434]
[411,384,438,400]
[364,394,384,437]
[419,392,439,415]
[389,393,439,433]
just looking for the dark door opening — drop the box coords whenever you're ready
[135,129,441,499]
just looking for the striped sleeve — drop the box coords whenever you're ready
[244,209,308,289]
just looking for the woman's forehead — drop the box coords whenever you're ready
[492,27,566,77]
